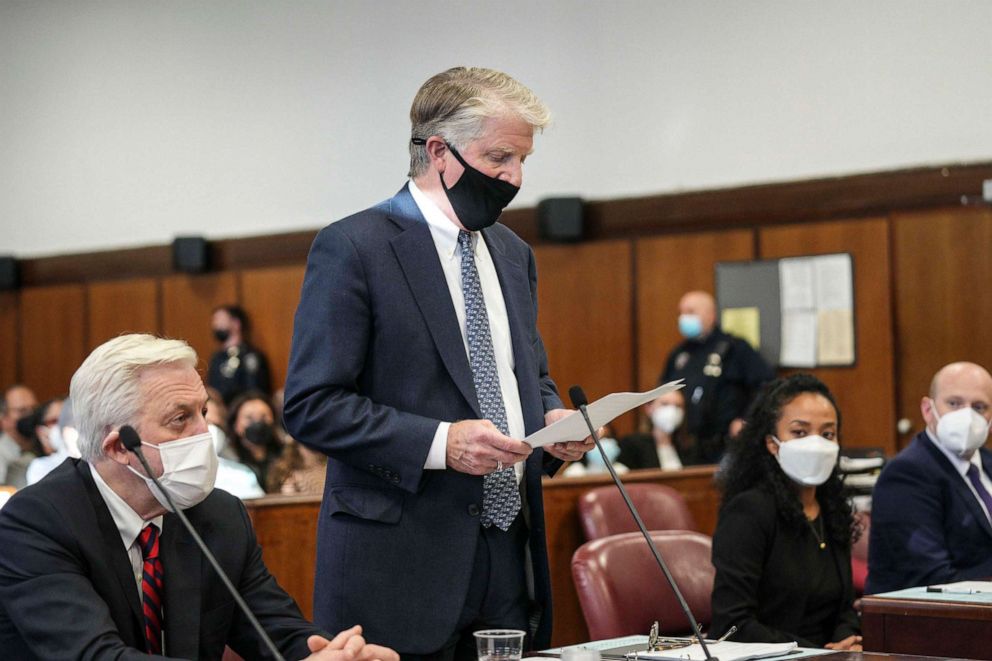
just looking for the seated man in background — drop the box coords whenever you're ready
[659,291,774,464]
[867,361,992,594]
[0,384,39,489]
[0,334,396,661]
[617,388,693,470]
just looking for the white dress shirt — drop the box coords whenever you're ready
[926,429,992,523]
[88,463,165,601]
[409,180,526,484]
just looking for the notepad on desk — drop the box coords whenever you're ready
[634,640,798,661]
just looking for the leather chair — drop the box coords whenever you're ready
[572,530,715,639]
[577,483,697,541]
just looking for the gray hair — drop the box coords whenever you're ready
[408,66,551,178]
[70,334,198,461]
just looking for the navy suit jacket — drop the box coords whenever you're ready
[0,459,323,660]
[283,185,563,653]
[866,431,992,594]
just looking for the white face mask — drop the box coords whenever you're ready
[772,435,839,486]
[208,423,229,456]
[651,405,684,434]
[587,437,621,469]
[127,431,218,511]
[62,426,81,459]
[932,402,990,457]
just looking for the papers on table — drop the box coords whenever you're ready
[523,381,684,448]
[927,580,992,594]
[635,640,798,661]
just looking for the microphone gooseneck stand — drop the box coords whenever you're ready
[567,386,718,661]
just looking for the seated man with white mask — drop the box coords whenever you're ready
[0,334,397,661]
[867,361,992,594]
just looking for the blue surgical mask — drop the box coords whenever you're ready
[587,437,620,470]
[678,314,703,339]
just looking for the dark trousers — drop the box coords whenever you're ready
[401,515,530,661]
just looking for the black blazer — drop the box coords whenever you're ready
[0,459,324,660]
[710,488,859,647]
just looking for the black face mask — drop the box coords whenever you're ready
[243,421,276,449]
[439,143,519,231]
[213,328,230,343]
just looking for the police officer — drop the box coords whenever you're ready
[659,290,774,464]
[206,305,272,405]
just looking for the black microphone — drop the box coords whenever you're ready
[119,425,286,661]
[567,387,718,661]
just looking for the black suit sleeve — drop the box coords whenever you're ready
[0,490,176,660]
[710,491,819,648]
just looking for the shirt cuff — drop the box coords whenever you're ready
[425,422,450,470]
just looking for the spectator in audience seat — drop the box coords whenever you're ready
[617,388,695,470]
[0,384,39,489]
[711,374,862,650]
[227,391,284,492]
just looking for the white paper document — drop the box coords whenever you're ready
[814,253,853,309]
[928,580,992,594]
[779,258,815,310]
[636,640,798,661]
[523,381,684,448]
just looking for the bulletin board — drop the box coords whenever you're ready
[715,253,856,368]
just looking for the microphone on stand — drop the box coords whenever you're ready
[567,386,718,661]
[119,425,286,661]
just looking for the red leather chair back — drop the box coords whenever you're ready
[571,530,714,639]
[578,483,697,541]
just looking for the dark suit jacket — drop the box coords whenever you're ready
[0,459,323,660]
[866,431,992,594]
[283,185,563,654]
[710,488,859,648]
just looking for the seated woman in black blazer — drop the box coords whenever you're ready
[710,374,862,650]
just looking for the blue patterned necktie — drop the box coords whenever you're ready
[458,230,521,530]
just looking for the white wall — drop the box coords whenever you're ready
[2,0,991,258]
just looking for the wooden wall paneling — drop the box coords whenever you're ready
[759,217,897,454]
[891,207,992,447]
[0,292,18,387]
[18,285,87,400]
[635,230,755,392]
[238,266,306,392]
[534,240,634,434]
[161,273,238,372]
[86,278,161,350]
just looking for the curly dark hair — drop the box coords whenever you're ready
[718,373,859,547]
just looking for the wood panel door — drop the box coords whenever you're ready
[635,230,755,391]
[86,279,161,350]
[0,292,17,388]
[18,285,87,400]
[161,273,238,372]
[534,240,634,433]
[891,207,992,447]
[239,266,306,393]
[760,217,896,454]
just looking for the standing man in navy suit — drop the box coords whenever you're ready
[284,67,592,659]
[867,362,992,594]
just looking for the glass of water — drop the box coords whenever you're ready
[474,629,525,661]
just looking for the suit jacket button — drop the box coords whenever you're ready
[467,504,480,516]
[391,475,400,484]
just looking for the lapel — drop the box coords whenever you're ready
[160,512,203,658]
[919,434,992,541]
[389,185,480,416]
[77,462,145,645]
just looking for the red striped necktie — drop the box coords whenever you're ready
[138,524,164,654]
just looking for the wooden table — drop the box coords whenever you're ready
[861,591,992,659]
[243,465,721,647]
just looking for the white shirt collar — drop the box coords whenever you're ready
[408,179,473,259]
[88,462,163,551]
[925,428,985,477]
